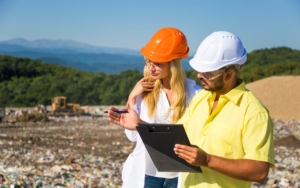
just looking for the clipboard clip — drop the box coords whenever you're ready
[148,125,174,133]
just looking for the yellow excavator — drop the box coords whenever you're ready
[51,96,89,116]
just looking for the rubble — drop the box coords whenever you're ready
[16,112,49,123]
[0,109,299,187]
[0,114,133,187]
[252,119,300,188]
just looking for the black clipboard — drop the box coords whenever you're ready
[136,123,202,173]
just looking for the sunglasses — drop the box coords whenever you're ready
[198,67,227,81]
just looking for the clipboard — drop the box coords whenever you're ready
[136,123,202,173]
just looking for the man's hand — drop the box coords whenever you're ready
[107,106,140,130]
[175,144,270,183]
[174,144,209,167]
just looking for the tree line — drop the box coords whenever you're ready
[0,47,299,107]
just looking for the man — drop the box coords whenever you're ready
[108,31,275,188]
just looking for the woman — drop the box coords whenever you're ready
[119,27,201,188]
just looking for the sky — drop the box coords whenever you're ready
[0,0,300,54]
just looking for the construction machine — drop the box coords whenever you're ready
[51,96,89,116]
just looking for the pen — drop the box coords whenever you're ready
[104,110,128,114]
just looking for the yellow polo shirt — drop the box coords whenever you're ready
[177,81,275,188]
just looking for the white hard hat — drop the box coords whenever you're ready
[189,31,247,72]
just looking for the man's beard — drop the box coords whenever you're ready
[202,76,224,92]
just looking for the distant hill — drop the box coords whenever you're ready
[0,38,299,75]
[0,54,144,106]
[0,46,299,107]
[0,38,140,55]
[0,38,194,73]
[238,47,300,83]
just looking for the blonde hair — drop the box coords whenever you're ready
[142,58,187,123]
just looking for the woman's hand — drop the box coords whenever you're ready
[132,77,155,96]
[128,77,154,106]
[107,106,140,130]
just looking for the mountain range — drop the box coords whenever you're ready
[0,38,193,73]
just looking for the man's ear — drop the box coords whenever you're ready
[225,71,232,81]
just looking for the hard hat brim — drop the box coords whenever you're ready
[140,47,189,63]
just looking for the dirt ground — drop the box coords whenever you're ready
[0,117,133,159]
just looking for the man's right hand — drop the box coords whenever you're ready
[107,106,140,130]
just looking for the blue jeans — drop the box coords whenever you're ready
[144,175,178,188]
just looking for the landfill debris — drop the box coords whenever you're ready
[252,119,300,188]
[16,112,49,123]
[0,108,299,187]
[0,113,133,188]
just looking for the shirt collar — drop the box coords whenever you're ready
[224,79,246,105]
[207,79,246,105]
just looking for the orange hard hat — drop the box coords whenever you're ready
[140,27,189,62]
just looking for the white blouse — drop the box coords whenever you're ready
[121,78,201,188]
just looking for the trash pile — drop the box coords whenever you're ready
[0,110,299,187]
[3,106,48,123]
[0,116,133,187]
[252,119,300,188]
